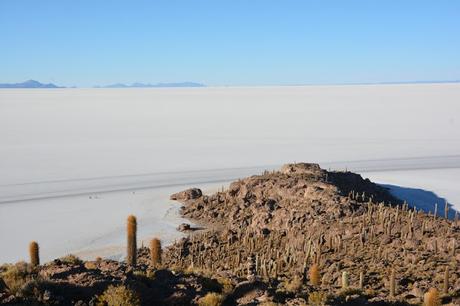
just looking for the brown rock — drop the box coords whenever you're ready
[177,223,191,232]
[170,188,202,201]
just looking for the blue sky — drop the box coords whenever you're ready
[1,1,459,87]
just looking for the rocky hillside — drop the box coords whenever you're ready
[173,163,401,231]
[1,163,459,305]
[166,163,460,305]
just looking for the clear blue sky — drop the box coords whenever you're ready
[1,0,459,87]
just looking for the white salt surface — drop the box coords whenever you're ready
[0,84,459,263]
[363,168,460,219]
[0,181,227,263]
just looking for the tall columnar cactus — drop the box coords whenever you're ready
[126,215,137,266]
[359,271,364,290]
[150,238,162,267]
[341,271,349,290]
[444,201,449,219]
[389,269,396,297]
[309,263,320,286]
[29,241,40,267]
[443,267,449,295]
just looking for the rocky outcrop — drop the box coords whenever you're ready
[164,163,460,305]
[280,162,322,175]
[177,163,401,231]
[170,188,202,202]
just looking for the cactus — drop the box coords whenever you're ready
[126,215,137,266]
[424,288,440,306]
[341,271,349,289]
[150,238,162,267]
[29,241,39,267]
[389,269,396,297]
[309,263,320,286]
[359,271,364,290]
[247,255,256,281]
[444,201,449,219]
[443,267,449,295]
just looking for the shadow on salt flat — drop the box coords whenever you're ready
[380,184,458,219]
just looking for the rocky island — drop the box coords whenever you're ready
[1,163,459,305]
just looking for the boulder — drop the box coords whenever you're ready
[170,188,202,201]
[280,163,321,175]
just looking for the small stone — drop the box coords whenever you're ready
[177,223,191,232]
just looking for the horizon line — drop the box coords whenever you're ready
[1,79,460,89]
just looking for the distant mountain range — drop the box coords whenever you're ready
[0,80,62,88]
[95,82,205,88]
[0,80,206,88]
[1,79,459,89]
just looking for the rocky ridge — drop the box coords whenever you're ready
[164,163,460,305]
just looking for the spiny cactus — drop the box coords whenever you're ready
[29,241,39,267]
[309,263,320,286]
[443,266,449,295]
[126,215,137,266]
[444,201,449,219]
[341,271,349,289]
[389,269,396,297]
[150,238,162,267]
[359,271,364,290]
[424,288,440,306]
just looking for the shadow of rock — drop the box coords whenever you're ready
[380,184,458,219]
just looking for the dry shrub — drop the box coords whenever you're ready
[184,266,213,278]
[424,288,440,306]
[197,292,225,306]
[0,261,36,295]
[216,276,234,295]
[97,285,140,306]
[308,291,327,306]
[59,254,83,265]
[84,261,98,270]
[283,276,303,293]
